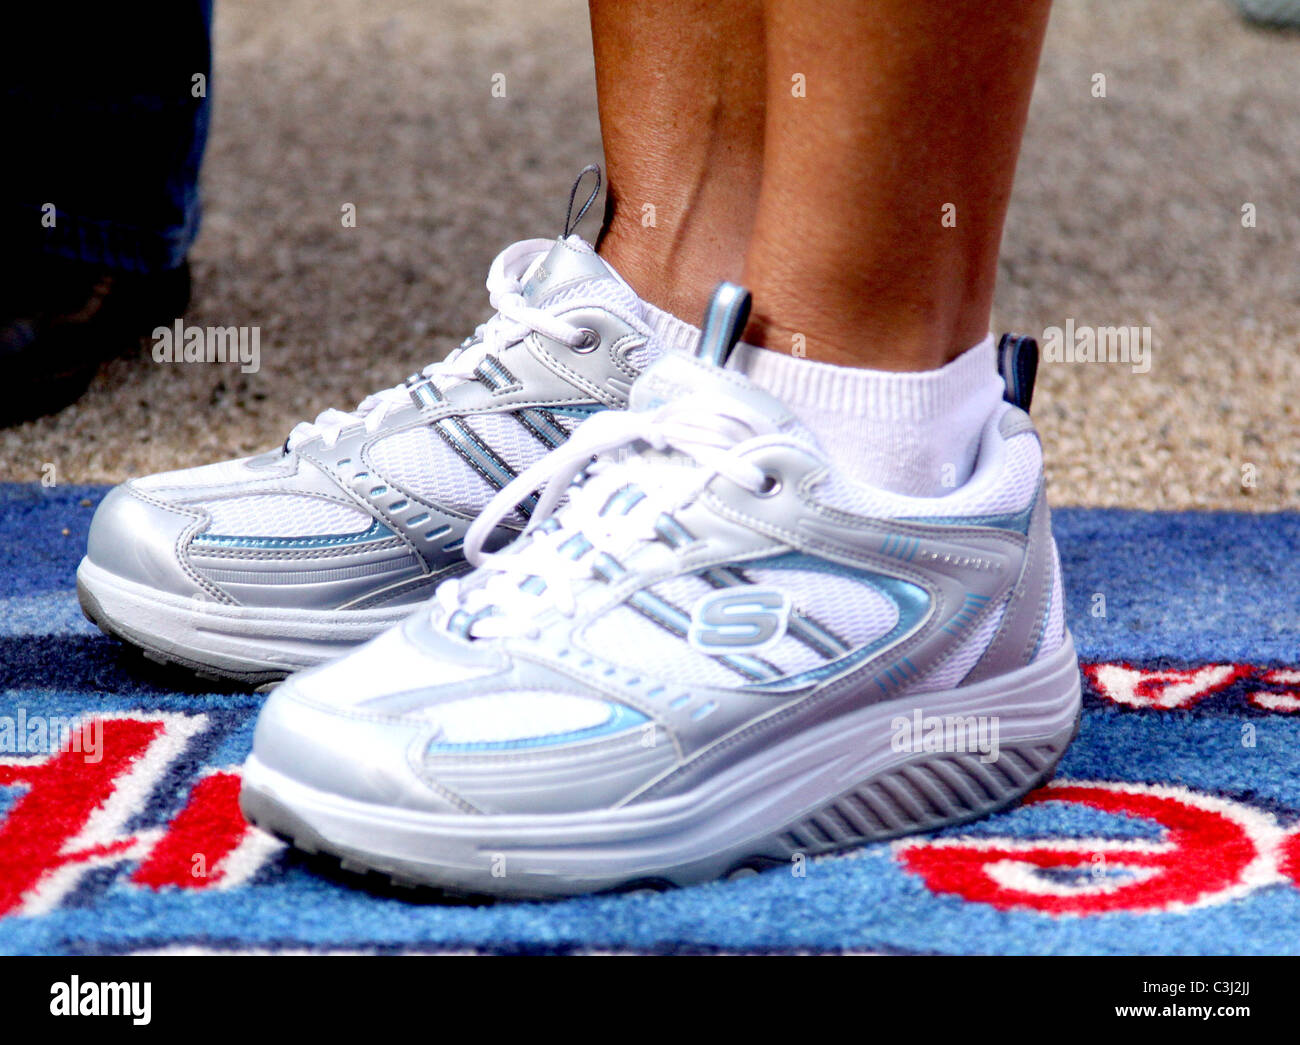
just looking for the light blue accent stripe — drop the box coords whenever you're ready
[434,417,539,514]
[192,519,395,550]
[435,419,513,486]
[628,589,688,631]
[560,534,593,560]
[516,408,568,449]
[697,282,750,367]
[592,552,627,581]
[941,592,991,636]
[602,486,645,517]
[654,514,694,548]
[547,404,605,420]
[426,701,649,752]
[882,534,921,561]
[446,605,496,639]
[409,381,443,409]
[476,357,516,391]
[446,609,474,638]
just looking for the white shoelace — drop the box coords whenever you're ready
[285,238,593,451]
[435,399,779,640]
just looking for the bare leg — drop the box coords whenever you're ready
[742,0,1051,369]
[589,0,764,323]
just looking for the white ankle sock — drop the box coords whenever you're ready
[732,336,1004,497]
[641,300,703,356]
[639,299,1002,497]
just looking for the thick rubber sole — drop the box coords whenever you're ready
[77,557,413,687]
[240,635,1083,899]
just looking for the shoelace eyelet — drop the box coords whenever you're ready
[572,328,601,353]
[756,472,782,497]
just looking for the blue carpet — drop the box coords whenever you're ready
[1,483,1298,954]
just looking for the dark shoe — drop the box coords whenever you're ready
[0,256,191,426]
[1229,0,1300,28]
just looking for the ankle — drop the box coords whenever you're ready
[741,302,992,373]
[740,237,994,371]
[596,185,762,330]
[597,225,702,322]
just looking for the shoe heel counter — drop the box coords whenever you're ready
[963,418,1064,683]
[1015,410,1069,662]
[1037,525,1068,661]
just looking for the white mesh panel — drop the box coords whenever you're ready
[812,429,1041,521]
[198,494,371,537]
[650,573,717,611]
[417,691,617,744]
[461,412,552,473]
[913,601,1007,693]
[581,605,742,688]
[743,567,899,651]
[367,426,496,514]
[748,631,826,677]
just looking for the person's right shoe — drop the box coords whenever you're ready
[78,230,669,685]
[240,283,1082,899]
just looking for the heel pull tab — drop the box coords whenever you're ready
[564,164,602,238]
[997,333,1039,412]
[697,282,752,368]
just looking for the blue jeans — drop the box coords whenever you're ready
[0,2,213,274]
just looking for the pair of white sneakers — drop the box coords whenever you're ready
[78,181,1080,899]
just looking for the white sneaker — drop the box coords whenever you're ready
[240,283,1082,898]
[78,226,669,684]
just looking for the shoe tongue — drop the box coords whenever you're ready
[629,350,797,431]
[520,236,636,312]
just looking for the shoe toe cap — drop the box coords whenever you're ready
[251,672,468,814]
[84,483,207,598]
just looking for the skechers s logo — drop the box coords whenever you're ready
[687,588,790,653]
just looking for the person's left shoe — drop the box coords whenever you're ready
[76,231,664,685]
[240,283,1081,899]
